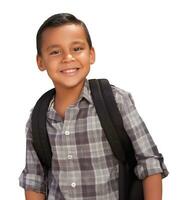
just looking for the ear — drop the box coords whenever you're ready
[36,54,46,71]
[90,47,95,64]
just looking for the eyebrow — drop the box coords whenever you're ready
[71,41,85,45]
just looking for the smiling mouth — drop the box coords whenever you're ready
[60,68,79,75]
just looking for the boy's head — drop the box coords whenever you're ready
[36,13,92,56]
[36,13,95,90]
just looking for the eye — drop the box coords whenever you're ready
[73,47,83,52]
[49,50,62,56]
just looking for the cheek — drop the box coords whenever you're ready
[46,58,60,68]
[78,53,91,64]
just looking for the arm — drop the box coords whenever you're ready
[25,191,45,200]
[113,89,168,198]
[143,173,162,200]
[19,115,47,199]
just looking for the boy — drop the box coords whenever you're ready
[19,13,168,200]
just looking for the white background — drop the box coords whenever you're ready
[0,0,184,199]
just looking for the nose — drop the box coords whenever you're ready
[62,53,75,63]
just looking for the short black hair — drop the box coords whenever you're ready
[36,13,92,55]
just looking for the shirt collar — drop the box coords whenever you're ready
[78,79,93,104]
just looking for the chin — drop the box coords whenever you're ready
[56,78,86,90]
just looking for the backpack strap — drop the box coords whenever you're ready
[97,79,136,167]
[89,79,126,164]
[89,79,136,166]
[31,88,55,173]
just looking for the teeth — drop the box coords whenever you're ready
[62,68,77,73]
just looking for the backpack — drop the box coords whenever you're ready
[31,79,144,200]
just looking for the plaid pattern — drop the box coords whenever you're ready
[19,80,168,199]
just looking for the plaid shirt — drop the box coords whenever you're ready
[19,80,168,199]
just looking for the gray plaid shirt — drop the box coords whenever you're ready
[19,80,168,199]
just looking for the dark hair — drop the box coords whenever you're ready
[36,13,92,55]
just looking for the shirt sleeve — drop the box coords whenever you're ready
[113,87,169,180]
[19,112,47,193]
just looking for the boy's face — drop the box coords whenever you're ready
[37,24,95,90]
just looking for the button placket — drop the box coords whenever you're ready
[62,107,79,191]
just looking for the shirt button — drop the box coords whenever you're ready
[71,182,76,188]
[68,155,73,159]
[64,131,70,135]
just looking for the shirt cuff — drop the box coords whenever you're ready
[134,157,169,180]
[19,169,46,193]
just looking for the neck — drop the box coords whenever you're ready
[53,81,85,117]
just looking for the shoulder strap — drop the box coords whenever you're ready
[89,79,136,166]
[31,88,55,173]
[98,79,136,166]
[89,79,126,163]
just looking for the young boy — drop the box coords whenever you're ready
[19,13,168,200]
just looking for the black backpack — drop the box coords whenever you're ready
[31,79,144,200]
